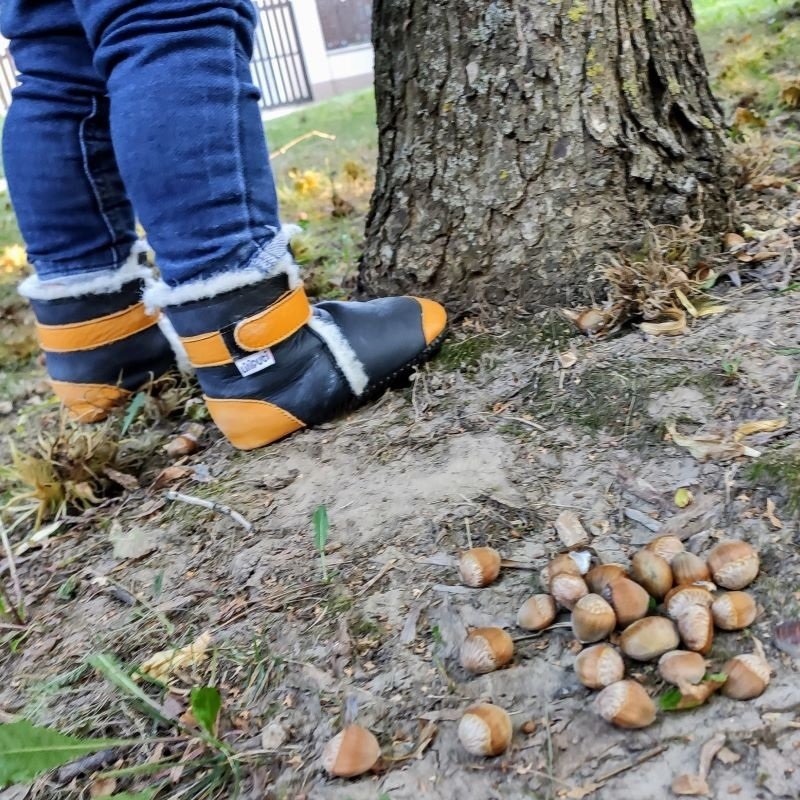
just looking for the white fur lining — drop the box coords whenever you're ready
[143,225,303,311]
[307,315,369,397]
[18,242,151,301]
[157,315,192,374]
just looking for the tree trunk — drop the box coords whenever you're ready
[360,0,734,313]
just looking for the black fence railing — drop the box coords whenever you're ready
[0,2,312,114]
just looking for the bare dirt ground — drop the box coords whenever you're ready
[1,256,799,798]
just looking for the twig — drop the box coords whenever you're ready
[269,130,336,159]
[465,517,473,549]
[513,622,571,642]
[0,519,25,623]
[356,559,397,598]
[165,491,253,532]
[594,744,667,784]
[502,415,547,432]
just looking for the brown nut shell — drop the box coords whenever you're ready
[595,680,656,729]
[664,584,714,620]
[711,592,757,631]
[572,594,616,643]
[671,552,711,585]
[631,550,673,599]
[458,703,512,756]
[575,644,625,689]
[321,725,381,777]
[586,564,628,594]
[645,535,685,563]
[707,540,759,590]
[721,654,770,700]
[677,605,713,654]
[517,594,557,631]
[658,650,707,685]
[550,573,588,610]
[603,577,650,627]
[619,616,680,661]
[460,627,514,674]
[458,547,501,588]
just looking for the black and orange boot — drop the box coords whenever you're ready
[151,257,446,450]
[20,252,182,422]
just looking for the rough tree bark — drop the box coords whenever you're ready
[360,0,734,313]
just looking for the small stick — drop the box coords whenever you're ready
[165,491,253,532]
[465,517,473,549]
[0,519,24,623]
[269,130,336,159]
[595,745,667,783]
[513,622,571,642]
[356,559,397,598]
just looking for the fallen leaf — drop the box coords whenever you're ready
[749,175,786,191]
[675,288,698,318]
[693,301,728,317]
[764,498,782,530]
[564,783,602,799]
[733,106,766,128]
[671,773,710,796]
[136,631,212,682]
[89,777,117,798]
[674,488,694,508]
[723,232,746,250]
[554,510,590,549]
[715,746,741,765]
[698,733,726,778]
[733,418,786,441]
[667,423,760,462]
[640,309,687,336]
[660,675,726,710]
[558,351,578,369]
[774,620,800,658]
[560,306,615,336]
[103,467,139,492]
[152,464,193,490]
[780,78,800,108]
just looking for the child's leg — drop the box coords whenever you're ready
[1,1,179,421]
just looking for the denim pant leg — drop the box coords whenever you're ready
[0,0,137,280]
[73,0,283,288]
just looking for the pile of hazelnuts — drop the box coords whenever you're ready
[453,535,767,756]
[320,535,766,777]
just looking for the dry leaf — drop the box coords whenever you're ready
[554,510,590,549]
[672,773,710,796]
[667,423,760,462]
[675,288,698,318]
[733,418,786,441]
[674,488,694,508]
[640,309,687,336]
[564,783,603,799]
[715,746,741,765]
[733,106,766,128]
[694,302,728,317]
[765,498,782,530]
[780,78,800,108]
[104,467,139,492]
[152,464,193,490]
[749,175,786,191]
[558,351,578,369]
[0,243,27,269]
[89,777,117,798]
[560,306,612,336]
[136,631,212,681]
[673,677,726,710]
[723,232,746,250]
[698,733,726,778]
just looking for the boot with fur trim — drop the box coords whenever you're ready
[150,255,447,450]
[20,248,183,422]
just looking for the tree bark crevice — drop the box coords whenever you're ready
[361,0,733,314]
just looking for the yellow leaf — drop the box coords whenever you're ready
[674,488,694,508]
[0,244,27,269]
[733,418,786,441]
[667,423,760,462]
[694,302,728,318]
[640,309,687,336]
[674,288,698,318]
[136,631,212,682]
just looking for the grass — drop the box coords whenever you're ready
[694,0,788,31]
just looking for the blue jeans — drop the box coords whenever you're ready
[1,0,283,286]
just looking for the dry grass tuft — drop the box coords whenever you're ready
[562,217,723,337]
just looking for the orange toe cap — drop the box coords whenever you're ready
[414,297,447,345]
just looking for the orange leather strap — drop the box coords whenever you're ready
[50,380,130,423]
[180,331,232,368]
[234,286,311,352]
[37,303,158,353]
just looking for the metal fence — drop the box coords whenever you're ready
[0,2,312,113]
[252,0,313,109]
